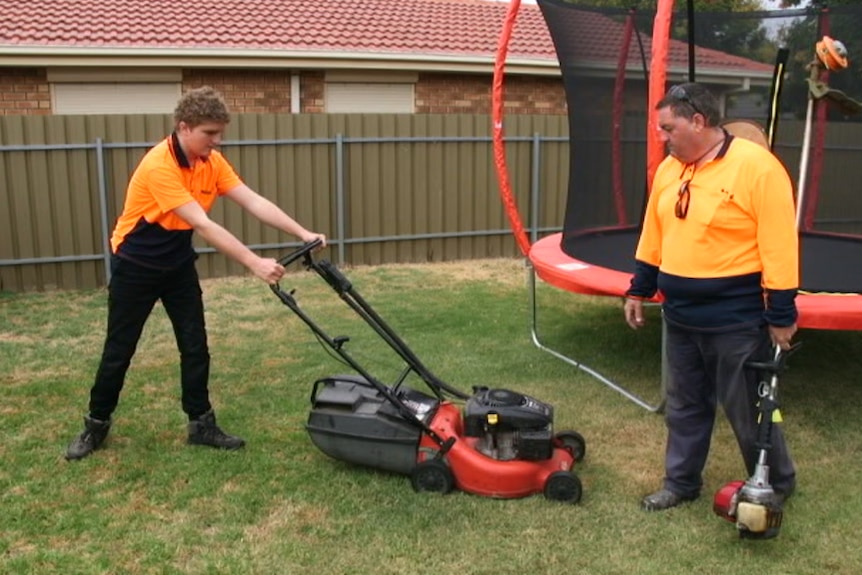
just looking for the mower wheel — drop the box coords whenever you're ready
[555,430,586,462]
[543,470,583,504]
[410,459,454,494]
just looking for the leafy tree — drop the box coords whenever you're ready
[560,0,862,120]
[565,1,773,50]
[565,0,771,11]
[674,1,770,58]
[565,1,776,67]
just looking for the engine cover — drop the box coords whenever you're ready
[464,388,553,433]
[463,388,554,461]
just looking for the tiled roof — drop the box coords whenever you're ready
[0,0,554,60]
[0,0,770,74]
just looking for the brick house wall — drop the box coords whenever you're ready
[299,72,325,113]
[0,68,566,116]
[0,68,51,115]
[183,69,294,113]
[416,73,566,115]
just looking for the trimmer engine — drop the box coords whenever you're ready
[713,343,801,539]
[714,479,784,540]
[463,387,554,461]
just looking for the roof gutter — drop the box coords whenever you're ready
[0,47,771,84]
[665,66,772,88]
[0,47,561,76]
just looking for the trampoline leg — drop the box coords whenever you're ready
[527,263,666,413]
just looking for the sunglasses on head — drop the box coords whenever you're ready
[668,85,705,118]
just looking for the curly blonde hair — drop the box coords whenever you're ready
[173,86,231,128]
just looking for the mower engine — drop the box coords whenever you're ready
[714,477,783,539]
[463,387,554,461]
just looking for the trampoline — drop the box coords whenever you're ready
[493,0,862,410]
[533,230,862,331]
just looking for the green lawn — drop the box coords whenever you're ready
[2,257,861,574]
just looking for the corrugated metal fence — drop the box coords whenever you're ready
[2,113,861,292]
[0,113,570,292]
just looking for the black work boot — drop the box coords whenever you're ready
[65,416,112,460]
[187,410,245,450]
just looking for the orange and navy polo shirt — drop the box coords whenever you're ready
[627,134,799,330]
[110,132,242,269]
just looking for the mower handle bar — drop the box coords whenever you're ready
[267,242,463,450]
[268,239,471,403]
[270,239,323,298]
[275,238,324,268]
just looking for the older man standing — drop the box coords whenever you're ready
[624,83,798,511]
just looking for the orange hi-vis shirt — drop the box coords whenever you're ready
[110,133,242,269]
[630,135,799,329]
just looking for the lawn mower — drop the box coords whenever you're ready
[269,240,585,503]
[713,342,801,539]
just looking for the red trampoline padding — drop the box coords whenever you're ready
[794,294,862,330]
[529,233,862,331]
[530,233,657,300]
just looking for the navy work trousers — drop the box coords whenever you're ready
[88,255,212,421]
[662,322,796,498]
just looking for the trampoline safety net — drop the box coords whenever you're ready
[537,0,862,294]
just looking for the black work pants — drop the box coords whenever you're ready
[88,255,212,420]
[662,322,796,498]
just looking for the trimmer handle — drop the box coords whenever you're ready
[745,342,802,376]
